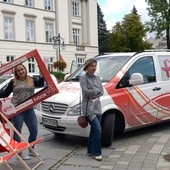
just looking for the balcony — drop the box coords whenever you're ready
[76,45,85,51]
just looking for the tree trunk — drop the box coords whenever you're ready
[167,26,170,49]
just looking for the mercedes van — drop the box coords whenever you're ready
[36,50,170,147]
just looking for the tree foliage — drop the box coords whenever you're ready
[53,60,67,72]
[145,0,170,48]
[108,6,152,52]
[97,3,109,54]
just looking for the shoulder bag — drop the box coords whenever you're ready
[77,79,88,128]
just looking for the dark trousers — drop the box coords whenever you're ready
[87,115,102,156]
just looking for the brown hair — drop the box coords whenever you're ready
[83,58,97,71]
[13,64,34,86]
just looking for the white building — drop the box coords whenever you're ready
[147,36,167,49]
[0,0,98,73]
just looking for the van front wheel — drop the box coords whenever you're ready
[101,113,115,147]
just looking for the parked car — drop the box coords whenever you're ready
[36,50,170,147]
[0,73,58,123]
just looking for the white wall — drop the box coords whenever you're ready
[0,0,98,73]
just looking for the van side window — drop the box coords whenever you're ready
[158,55,170,81]
[118,56,156,88]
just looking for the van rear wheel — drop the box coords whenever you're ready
[102,113,115,147]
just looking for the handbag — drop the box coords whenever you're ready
[77,115,88,128]
[77,86,88,128]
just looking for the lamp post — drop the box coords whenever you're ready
[52,33,66,62]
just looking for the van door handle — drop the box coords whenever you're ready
[152,87,161,91]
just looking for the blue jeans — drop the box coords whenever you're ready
[12,108,38,143]
[87,115,102,156]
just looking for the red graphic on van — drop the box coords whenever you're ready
[162,59,170,77]
[152,93,170,110]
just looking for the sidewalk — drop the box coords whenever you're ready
[50,121,170,170]
[0,121,170,170]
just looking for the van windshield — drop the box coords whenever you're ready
[66,55,132,82]
[0,75,13,84]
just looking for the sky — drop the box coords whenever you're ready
[97,0,150,31]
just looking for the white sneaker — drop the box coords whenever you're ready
[18,154,31,160]
[22,155,31,160]
[29,152,40,157]
[94,155,102,161]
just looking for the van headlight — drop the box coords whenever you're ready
[67,104,81,115]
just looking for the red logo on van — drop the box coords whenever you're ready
[162,59,170,77]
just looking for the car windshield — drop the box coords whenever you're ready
[66,55,132,82]
[0,75,13,84]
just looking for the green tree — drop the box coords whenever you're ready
[145,0,170,48]
[97,3,109,54]
[53,60,67,72]
[109,6,151,52]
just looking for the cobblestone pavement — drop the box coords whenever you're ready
[1,121,170,170]
[50,121,170,170]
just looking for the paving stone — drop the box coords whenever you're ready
[4,121,170,170]
[100,165,114,169]
[108,154,121,159]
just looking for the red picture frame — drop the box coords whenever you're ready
[0,49,59,119]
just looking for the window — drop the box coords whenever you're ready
[72,1,80,16]
[118,56,156,88]
[26,20,35,42]
[25,0,33,7]
[45,23,53,42]
[76,57,85,68]
[73,28,80,45]
[43,57,53,72]
[44,0,52,10]
[28,58,35,73]
[4,17,14,40]
[158,55,170,81]
[6,56,14,62]
[47,57,53,72]
[4,0,12,3]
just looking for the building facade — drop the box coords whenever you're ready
[147,37,167,49]
[0,0,98,73]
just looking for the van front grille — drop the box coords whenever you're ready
[41,101,68,115]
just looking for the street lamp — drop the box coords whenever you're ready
[52,33,66,61]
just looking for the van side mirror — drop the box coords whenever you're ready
[129,73,144,86]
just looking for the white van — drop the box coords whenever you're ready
[36,50,170,147]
